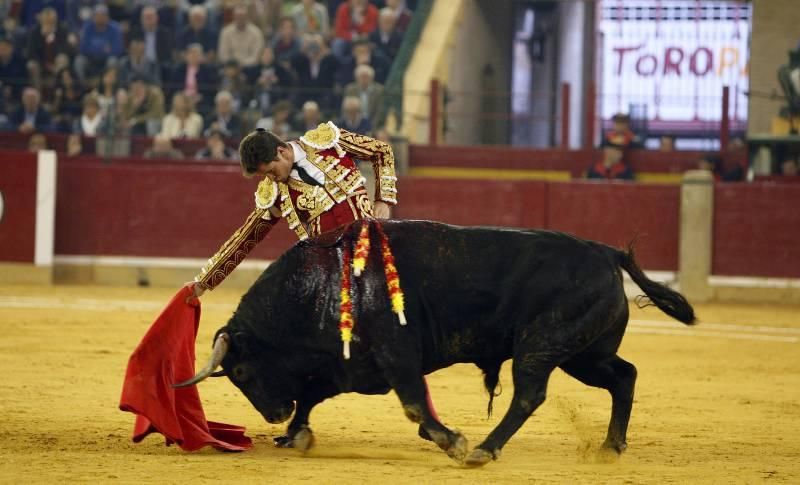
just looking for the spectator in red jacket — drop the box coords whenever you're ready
[332,0,379,59]
[586,139,634,181]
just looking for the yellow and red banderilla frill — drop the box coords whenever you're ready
[338,221,407,359]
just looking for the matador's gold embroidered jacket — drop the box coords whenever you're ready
[195,122,398,290]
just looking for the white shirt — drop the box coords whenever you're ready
[81,114,103,136]
[289,141,326,185]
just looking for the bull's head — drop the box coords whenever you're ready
[174,328,297,425]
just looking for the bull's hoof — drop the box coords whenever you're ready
[602,439,627,454]
[293,427,316,453]
[463,448,498,467]
[445,432,468,463]
[273,434,293,448]
[418,425,433,442]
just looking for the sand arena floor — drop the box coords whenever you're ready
[0,284,798,484]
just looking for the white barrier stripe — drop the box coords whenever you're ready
[629,319,800,335]
[628,327,799,343]
[34,150,56,266]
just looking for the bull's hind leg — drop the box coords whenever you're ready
[560,354,637,453]
[464,356,557,467]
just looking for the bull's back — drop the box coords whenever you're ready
[381,221,624,363]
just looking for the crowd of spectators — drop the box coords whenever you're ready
[0,0,416,159]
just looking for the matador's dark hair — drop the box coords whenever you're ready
[238,128,287,177]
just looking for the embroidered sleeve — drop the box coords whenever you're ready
[195,208,279,290]
[337,128,398,205]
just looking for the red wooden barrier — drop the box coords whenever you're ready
[0,151,38,262]
[713,183,800,277]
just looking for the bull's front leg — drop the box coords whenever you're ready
[274,379,338,452]
[387,372,468,462]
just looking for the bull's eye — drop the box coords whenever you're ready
[232,365,251,382]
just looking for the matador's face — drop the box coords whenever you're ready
[257,145,294,183]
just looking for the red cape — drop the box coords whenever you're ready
[119,286,252,451]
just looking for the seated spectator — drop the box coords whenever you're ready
[66,133,83,157]
[219,60,250,111]
[697,154,744,182]
[344,64,385,128]
[143,134,184,159]
[129,6,174,68]
[161,92,204,139]
[604,113,642,149]
[248,0,284,40]
[272,17,303,65]
[28,132,49,152]
[245,45,294,116]
[256,100,294,139]
[385,0,413,33]
[92,66,119,116]
[293,100,322,133]
[658,134,676,152]
[0,35,27,108]
[780,156,798,176]
[195,129,237,161]
[291,34,340,111]
[586,140,634,180]
[338,95,372,134]
[123,75,165,136]
[218,4,265,69]
[169,44,218,114]
[25,7,76,91]
[333,0,379,59]
[96,89,131,137]
[368,7,403,60]
[204,90,243,138]
[117,35,161,85]
[75,5,124,82]
[80,94,103,136]
[52,67,86,133]
[177,5,218,63]
[337,39,390,85]
[290,0,330,38]
[11,87,52,134]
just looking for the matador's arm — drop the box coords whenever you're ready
[194,180,281,291]
[337,129,398,205]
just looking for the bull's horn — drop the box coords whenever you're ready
[172,333,230,388]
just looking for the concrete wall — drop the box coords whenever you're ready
[443,0,513,145]
[748,0,800,135]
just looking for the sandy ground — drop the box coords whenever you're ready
[0,284,798,484]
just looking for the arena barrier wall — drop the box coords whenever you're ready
[0,150,56,284]
[3,152,797,302]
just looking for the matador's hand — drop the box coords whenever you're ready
[184,282,206,304]
[373,201,391,219]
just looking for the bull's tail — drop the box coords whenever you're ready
[615,244,696,325]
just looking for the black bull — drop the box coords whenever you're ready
[178,220,695,466]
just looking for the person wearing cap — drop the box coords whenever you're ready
[586,139,635,180]
[75,5,124,82]
[194,129,238,161]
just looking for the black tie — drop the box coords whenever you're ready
[293,163,323,187]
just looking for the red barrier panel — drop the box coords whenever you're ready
[394,177,547,228]
[55,157,295,260]
[546,181,680,271]
[713,183,800,277]
[0,151,38,262]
